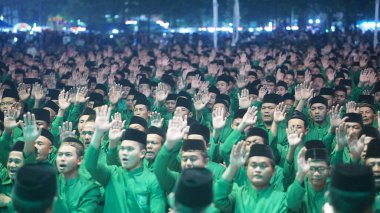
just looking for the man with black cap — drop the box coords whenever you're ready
[85,105,165,213]
[172,168,214,213]
[365,139,380,212]
[133,96,151,121]
[214,142,287,212]
[12,163,57,213]
[323,163,376,213]
[128,115,148,132]
[54,137,100,212]
[287,141,330,213]
[357,95,377,127]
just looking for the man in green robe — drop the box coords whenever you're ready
[214,143,288,213]
[364,138,380,212]
[85,106,166,213]
[54,137,100,213]
[287,140,330,213]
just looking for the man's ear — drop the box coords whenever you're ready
[77,156,84,165]
[140,149,146,159]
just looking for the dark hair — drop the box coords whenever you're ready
[329,191,375,213]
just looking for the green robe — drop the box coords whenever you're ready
[287,178,328,213]
[214,179,288,213]
[54,174,101,213]
[0,171,14,213]
[85,145,166,213]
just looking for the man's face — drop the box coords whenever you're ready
[78,115,90,134]
[359,106,376,126]
[138,84,151,97]
[56,145,81,176]
[34,136,53,161]
[118,140,145,171]
[181,151,207,170]
[165,100,176,113]
[296,75,305,84]
[246,156,274,188]
[207,92,217,109]
[309,103,327,124]
[14,74,24,84]
[231,118,242,130]
[265,82,276,93]
[216,81,228,94]
[276,86,287,96]
[313,78,325,92]
[306,160,329,190]
[287,118,307,135]
[334,91,346,105]
[284,74,294,87]
[261,103,276,123]
[345,122,362,136]
[366,158,380,189]
[80,121,95,148]
[175,107,191,118]
[0,97,17,112]
[126,95,135,110]
[244,136,265,152]
[283,99,294,113]
[7,151,24,180]
[145,134,163,162]
[374,92,380,104]
[36,120,49,130]
[134,104,149,120]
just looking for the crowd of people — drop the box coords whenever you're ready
[0,29,378,213]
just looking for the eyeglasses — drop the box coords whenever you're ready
[309,166,328,173]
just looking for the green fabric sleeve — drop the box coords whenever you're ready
[220,130,243,166]
[0,131,12,166]
[51,116,63,148]
[67,104,84,130]
[153,146,180,193]
[149,175,167,213]
[77,183,101,213]
[85,145,112,186]
[214,178,236,213]
[106,147,121,166]
[287,179,306,212]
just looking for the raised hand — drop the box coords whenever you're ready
[346,101,359,113]
[335,123,347,151]
[300,82,314,100]
[94,105,114,133]
[31,83,46,101]
[193,91,210,111]
[274,102,287,124]
[297,147,310,174]
[191,74,202,90]
[347,132,365,162]
[229,140,249,169]
[109,83,123,106]
[177,77,186,91]
[59,121,76,142]
[238,88,252,109]
[359,69,369,84]
[325,68,335,82]
[58,90,72,110]
[329,105,345,129]
[4,106,21,131]
[212,107,227,130]
[155,83,169,102]
[236,75,248,89]
[108,112,125,142]
[165,114,188,149]
[150,111,164,128]
[294,84,302,101]
[79,72,89,86]
[21,112,41,143]
[199,81,210,92]
[17,83,31,102]
[72,87,89,104]
[304,70,312,84]
[286,125,303,147]
[237,106,258,133]
[258,86,268,101]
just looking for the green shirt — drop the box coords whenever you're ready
[287,178,328,213]
[214,179,288,213]
[85,145,166,213]
[54,174,101,213]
